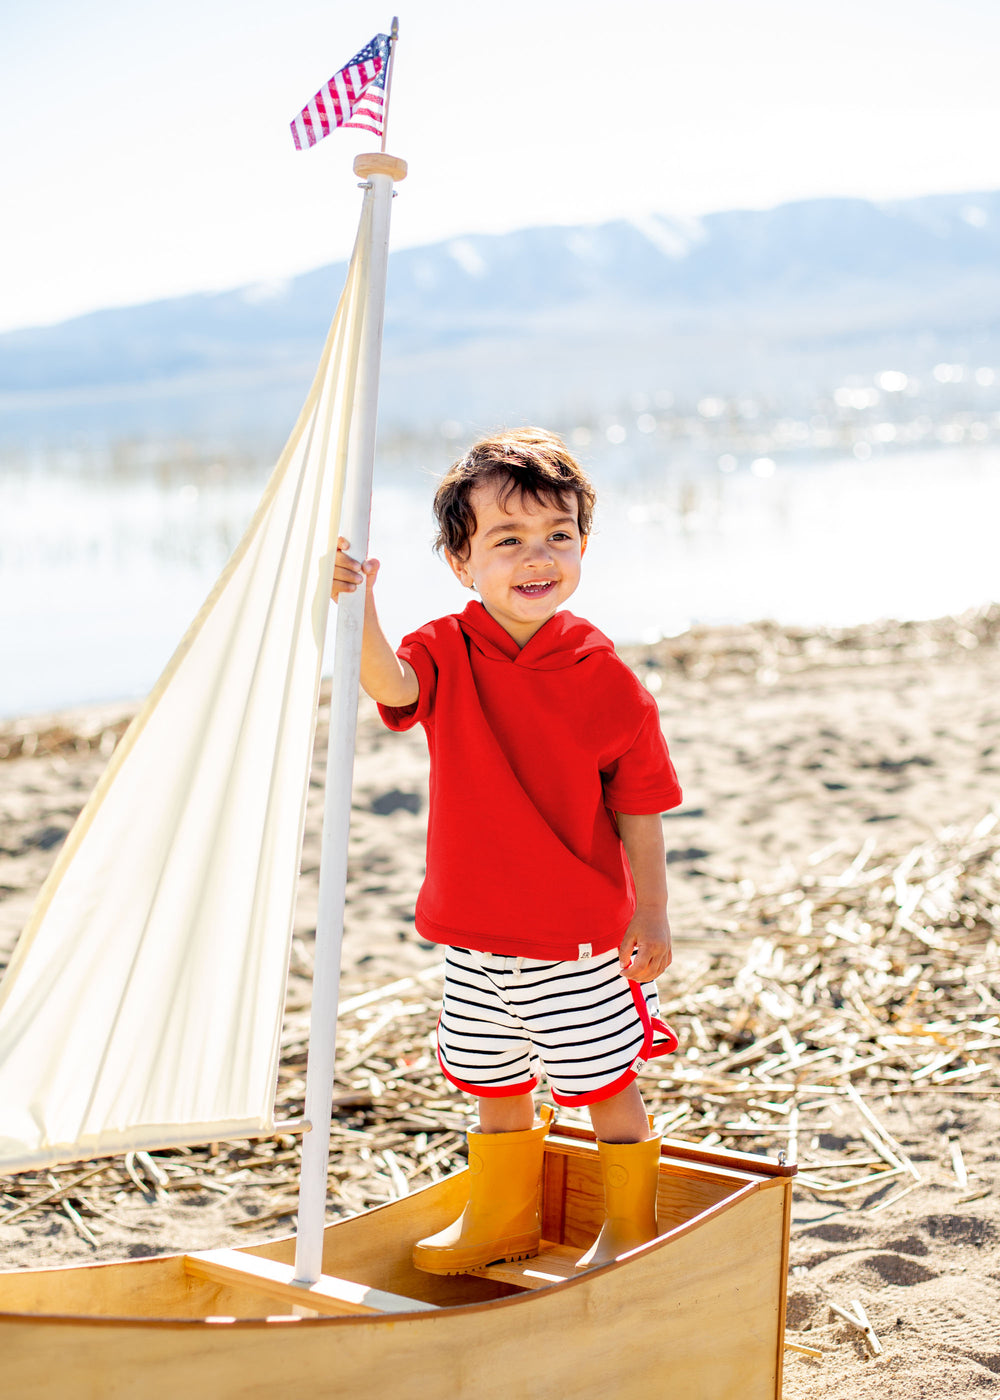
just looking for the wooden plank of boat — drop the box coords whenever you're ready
[469,1242,579,1289]
[0,1178,790,1400]
[0,1133,795,1398]
[183,1249,438,1315]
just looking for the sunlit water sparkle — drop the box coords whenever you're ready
[2,448,998,718]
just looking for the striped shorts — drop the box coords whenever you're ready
[437,946,679,1108]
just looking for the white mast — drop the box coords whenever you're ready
[380,17,399,155]
[293,140,406,1286]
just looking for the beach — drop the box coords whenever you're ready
[1,607,998,1396]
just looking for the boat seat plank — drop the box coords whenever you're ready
[469,1242,580,1291]
[183,1249,438,1316]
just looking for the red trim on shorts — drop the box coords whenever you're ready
[547,983,679,1108]
[650,1016,680,1057]
[436,1014,539,1099]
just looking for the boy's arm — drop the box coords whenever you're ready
[331,538,419,708]
[615,812,672,982]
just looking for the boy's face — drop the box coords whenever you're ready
[446,480,587,647]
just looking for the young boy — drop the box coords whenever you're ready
[331,428,682,1273]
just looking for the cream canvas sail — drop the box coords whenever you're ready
[0,203,374,1175]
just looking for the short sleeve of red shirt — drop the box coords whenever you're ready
[377,637,438,732]
[597,659,682,815]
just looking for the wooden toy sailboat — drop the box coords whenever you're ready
[0,28,796,1399]
[1,1127,796,1399]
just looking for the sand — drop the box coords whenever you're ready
[1,607,998,1396]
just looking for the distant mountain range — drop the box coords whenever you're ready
[3,190,1000,448]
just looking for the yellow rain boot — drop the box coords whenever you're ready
[413,1105,553,1275]
[577,1133,662,1269]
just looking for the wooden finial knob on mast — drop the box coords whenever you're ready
[353,153,407,182]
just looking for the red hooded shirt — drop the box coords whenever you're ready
[378,602,682,959]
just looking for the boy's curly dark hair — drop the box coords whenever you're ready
[433,428,596,560]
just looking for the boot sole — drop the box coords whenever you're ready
[414,1246,538,1277]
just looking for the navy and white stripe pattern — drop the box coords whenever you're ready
[437,947,665,1106]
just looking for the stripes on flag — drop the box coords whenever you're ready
[290,34,391,150]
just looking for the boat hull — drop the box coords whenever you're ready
[1,1129,795,1399]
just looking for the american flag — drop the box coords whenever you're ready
[290,34,391,150]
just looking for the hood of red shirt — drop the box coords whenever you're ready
[457,601,615,671]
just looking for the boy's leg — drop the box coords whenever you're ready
[587,1081,651,1144]
[478,1091,535,1133]
[414,951,551,1273]
[412,1095,551,1274]
[580,1082,661,1269]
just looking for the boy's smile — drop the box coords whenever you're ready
[446,481,587,647]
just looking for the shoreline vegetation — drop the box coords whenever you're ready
[1,606,998,1397]
[4,604,997,761]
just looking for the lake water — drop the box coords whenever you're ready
[2,445,998,719]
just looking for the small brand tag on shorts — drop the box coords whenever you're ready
[632,1057,646,1073]
[578,943,592,960]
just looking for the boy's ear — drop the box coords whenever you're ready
[446,550,474,589]
[580,535,588,556]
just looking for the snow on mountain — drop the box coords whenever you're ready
[2,190,999,443]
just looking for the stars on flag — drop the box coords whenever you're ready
[290,34,392,150]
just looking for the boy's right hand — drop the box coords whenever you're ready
[330,537,419,707]
[331,537,379,601]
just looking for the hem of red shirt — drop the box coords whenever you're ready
[415,911,630,962]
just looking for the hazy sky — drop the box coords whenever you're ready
[4,0,1000,332]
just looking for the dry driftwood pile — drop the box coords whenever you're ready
[649,807,999,1203]
[0,714,130,763]
[3,810,997,1248]
[3,603,996,765]
[621,601,1000,684]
